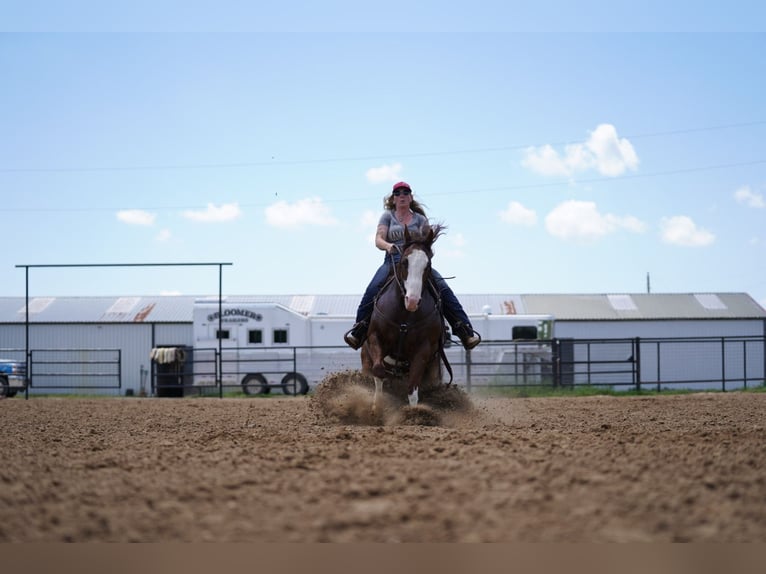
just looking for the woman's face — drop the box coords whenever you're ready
[392,188,412,208]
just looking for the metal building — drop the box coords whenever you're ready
[1,292,764,394]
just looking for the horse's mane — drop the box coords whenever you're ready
[407,222,446,247]
[396,223,446,270]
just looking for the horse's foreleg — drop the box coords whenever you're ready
[372,376,384,414]
[407,353,434,407]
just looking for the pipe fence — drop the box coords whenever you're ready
[6,335,764,397]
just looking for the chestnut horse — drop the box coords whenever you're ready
[361,224,449,412]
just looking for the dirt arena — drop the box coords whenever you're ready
[1,372,764,543]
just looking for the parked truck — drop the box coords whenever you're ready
[0,358,27,398]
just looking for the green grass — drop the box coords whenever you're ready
[743,383,766,393]
[469,383,766,398]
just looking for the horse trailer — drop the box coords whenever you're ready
[188,298,555,394]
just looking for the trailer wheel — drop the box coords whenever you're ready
[0,376,8,398]
[281,372,309,396]
[242,373,270,396]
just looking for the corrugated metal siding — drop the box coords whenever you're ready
[0,322,193,392]
[523,294,618,320]
[0,324,24,351]
[1,292,764,323]
[556,319,766,339]
[522,293,766,321]
[1,296,199,324]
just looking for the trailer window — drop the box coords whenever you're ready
[248,330,263,344]
[216,329,230,340]
[512,326,538,340]
[273,329,288,344]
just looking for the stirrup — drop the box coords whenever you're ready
[455,322,481,351]
[343,321,367,350]
[461,331,481,351]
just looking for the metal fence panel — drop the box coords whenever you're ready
[10,335,766,397]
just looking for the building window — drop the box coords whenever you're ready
[273,329,288,344]
[248,330,263,344]
[216,329,230,340]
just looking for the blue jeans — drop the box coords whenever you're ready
[355,254,471,329]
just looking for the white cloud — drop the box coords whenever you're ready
[265,197,338,228]
[156,229,172,242]
[360,210,379,229]
[360,210,380,244]
[499,201,537,226]
[523,123,639,177]
[521,144,570,177]
[660,216,715,247]
[734,185,765,208]
[545,200,647,241]
[366,162,403,184]
[182,202,241,223]
[439,232,466,259]
[116,209,155,226]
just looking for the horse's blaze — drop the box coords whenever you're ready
[403,250,428,313]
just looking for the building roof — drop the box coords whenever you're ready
[0,292,764,324]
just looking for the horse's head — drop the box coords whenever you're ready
[398,224,443,312]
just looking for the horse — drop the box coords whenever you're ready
[360,224,449,413]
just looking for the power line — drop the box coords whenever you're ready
[1,120,765,174]
[2,158,765,213]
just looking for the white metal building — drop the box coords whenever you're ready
[1,292,764,394]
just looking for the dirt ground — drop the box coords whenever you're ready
[1,372,764,543]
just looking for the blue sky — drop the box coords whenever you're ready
[1,4,765,309]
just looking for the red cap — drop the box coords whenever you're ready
[392,181,411,192]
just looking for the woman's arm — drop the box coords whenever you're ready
[374,224,395,253]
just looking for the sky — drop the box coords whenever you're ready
[1,3,765,310]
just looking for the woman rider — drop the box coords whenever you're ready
[344,181,481,351]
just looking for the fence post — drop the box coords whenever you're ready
[721,337,726,393]
[656,341,661,393]
[743,340,748,390]
[292,347,298,395]
[634,337,641,393]
[217,348,223,399]
[465,349,472,393]
[25,350,32,400]
[552,338,560,388]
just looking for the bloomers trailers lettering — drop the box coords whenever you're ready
[207,309,263,322]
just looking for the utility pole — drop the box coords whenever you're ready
[646,272,651,294]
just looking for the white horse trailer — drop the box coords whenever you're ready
[192,300,362,395]
[192,298,555,394]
